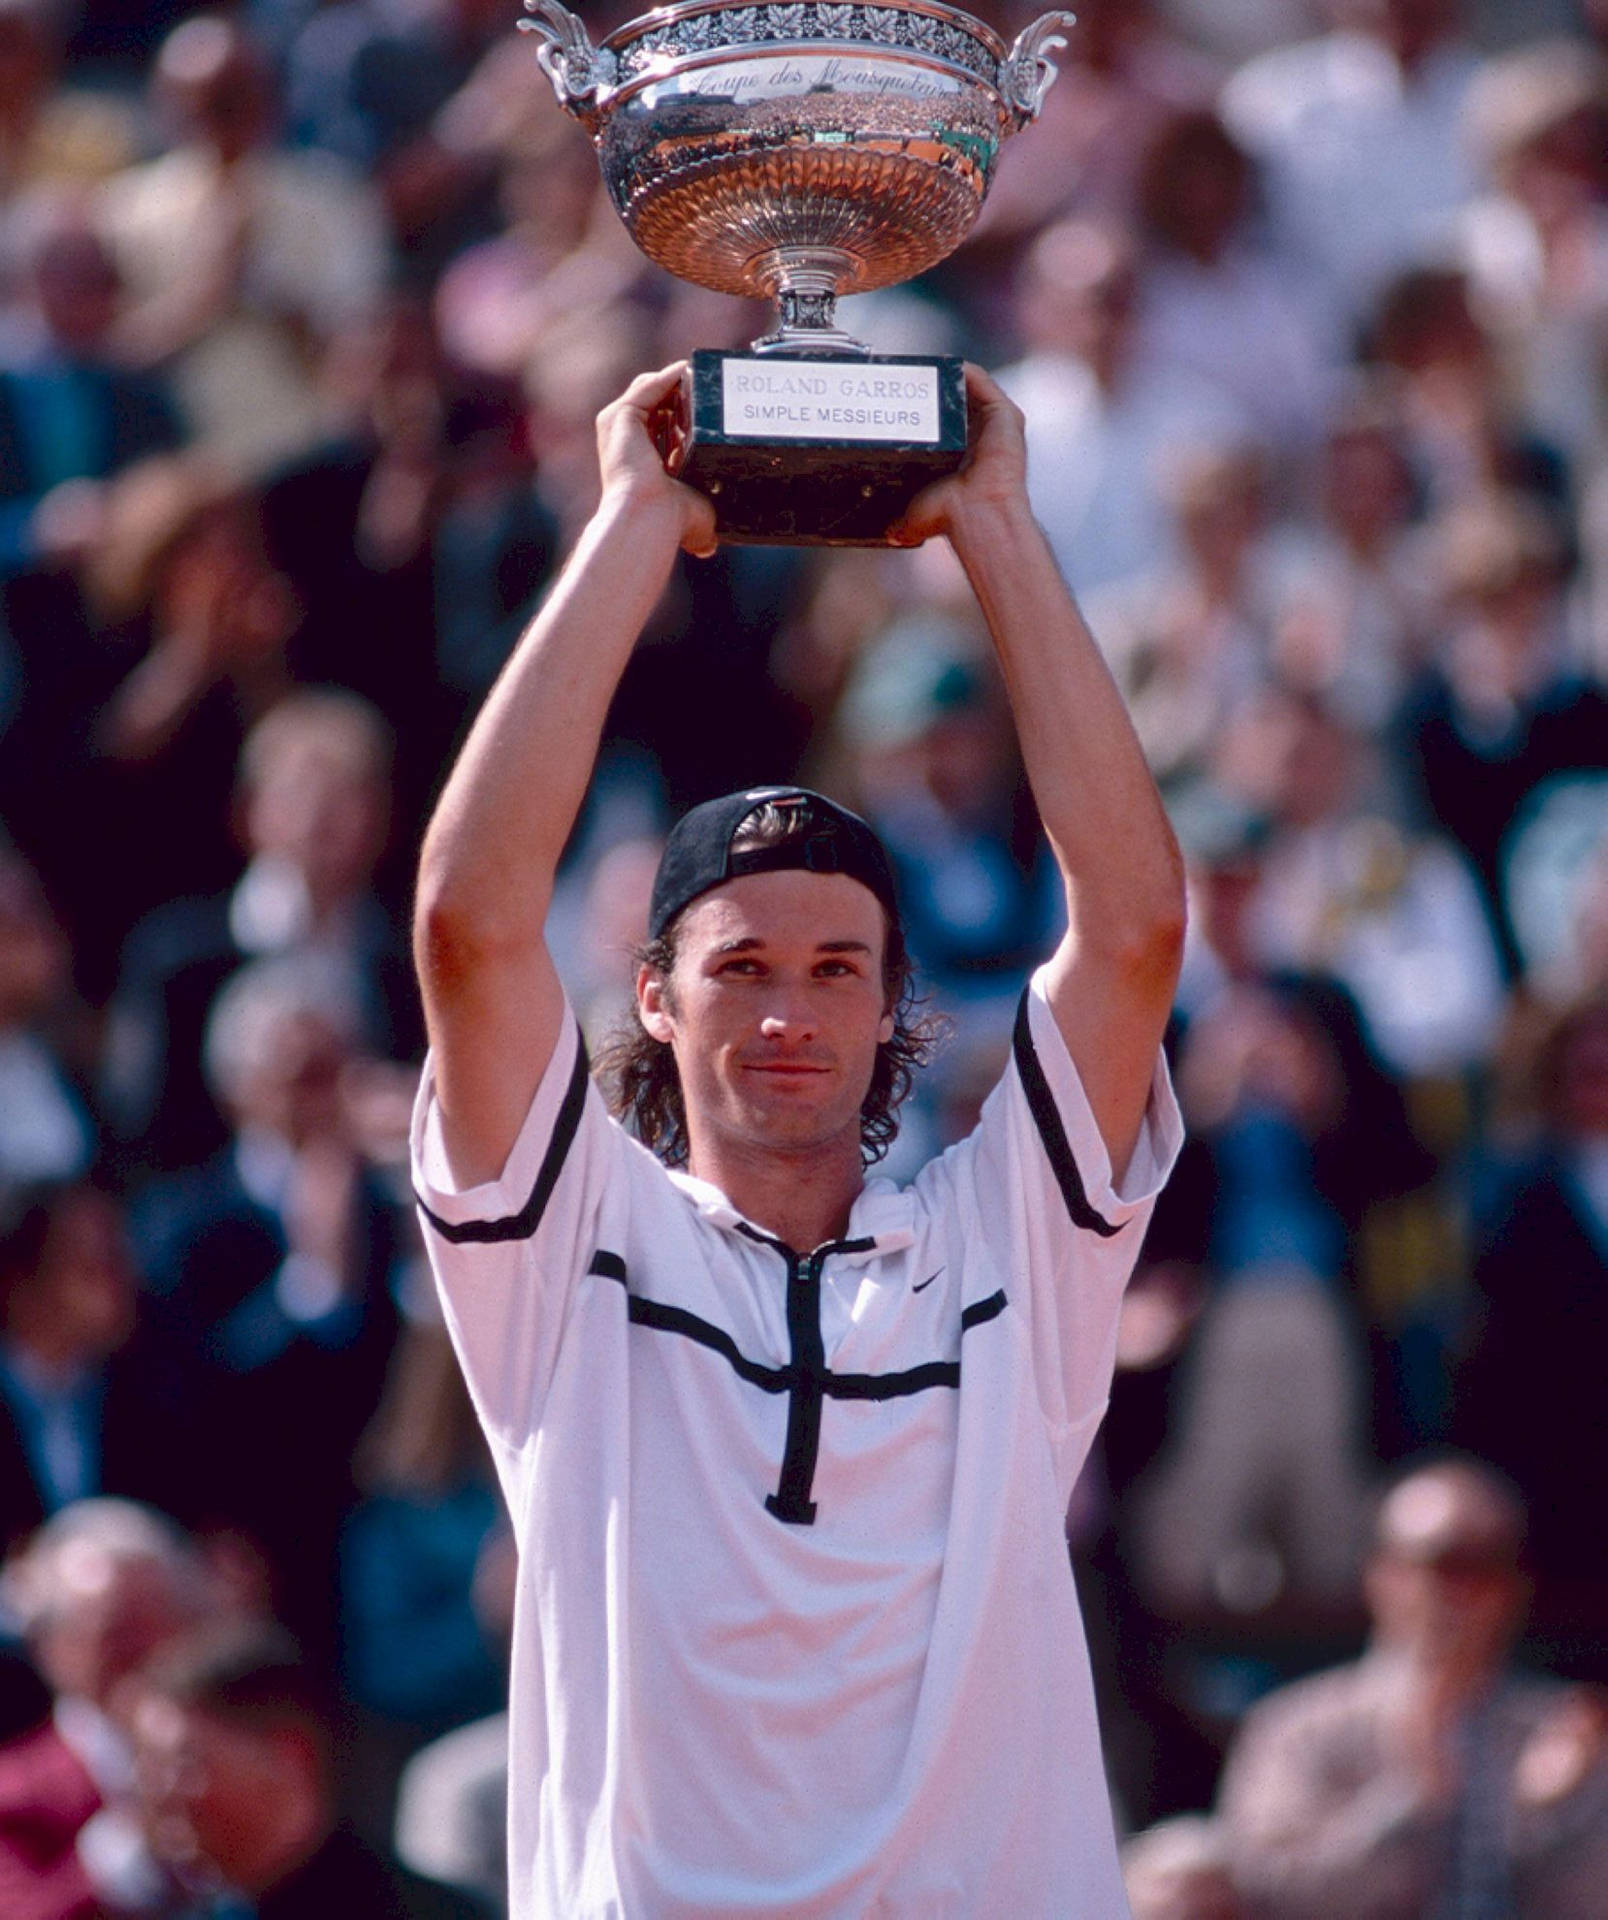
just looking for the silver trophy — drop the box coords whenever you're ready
[522,0,1076,542]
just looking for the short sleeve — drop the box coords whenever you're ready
[410,1003,625,1466]
[918,966,1183,1452]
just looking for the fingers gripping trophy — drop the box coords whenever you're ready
[520,0,1076,544]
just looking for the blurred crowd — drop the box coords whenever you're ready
[0,0,1605,1912]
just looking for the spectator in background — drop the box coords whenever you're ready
[96,11,388,473]
[0,1499,224,1919]
[1088,442,1278,796]
[102,688,417,1178]
[1451,994,1608,1683]
[1457,39,1608,494]
[1258,383,1434,733]
[1232,692,1506,1085]
[130,955,410,1677]
[1217,1457,1608,1918]
[124,1620,488,1916]
[1400,490,1608,976]
[259,296,556,842]
[965,0,1220,329]
[998,217,1249,596]
[1221,0,1486,319]
[284,0,509,280]
[1364,263,1569,514]
[0,1180,211,1563]
[428,87,629,388]
[1133,973,1432,1621]
[0,210,181,581]
[0,3,138,306]
[0,217,186,926]
[339,1315,507,1849]
[61,459,305,987]
[1129,108,1339,458]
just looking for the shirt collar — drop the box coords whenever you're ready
[666,1169,916,1259]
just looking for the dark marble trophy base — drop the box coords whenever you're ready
[666,349,968,547]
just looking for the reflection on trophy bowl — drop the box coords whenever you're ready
[623,136,992,305]
[524,0,1075,349]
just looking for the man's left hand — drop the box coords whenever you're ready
[885,363,1030,549]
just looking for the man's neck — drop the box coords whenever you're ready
[685,1132,866,1254]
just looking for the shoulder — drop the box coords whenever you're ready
[411,1009,675,1263]
[913,973,1180,1240]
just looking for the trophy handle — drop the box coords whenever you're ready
[518,0,615,121]
[1001,11,1077,126]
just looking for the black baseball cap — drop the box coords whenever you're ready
[648,787,900,942]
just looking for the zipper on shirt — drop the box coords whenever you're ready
[739,1227,875,1526]
[766,1244,826,1525]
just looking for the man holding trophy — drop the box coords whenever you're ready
[410,3,1186,1913]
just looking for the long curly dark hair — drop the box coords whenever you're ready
[593,801,944,1166]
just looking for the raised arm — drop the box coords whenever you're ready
[414,365,716,1187]
[890,366,1186,1180]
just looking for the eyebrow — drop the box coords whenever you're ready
[710,937,874,957]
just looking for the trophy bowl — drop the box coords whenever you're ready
[523,0,1073,350]
[521,0,1075,541]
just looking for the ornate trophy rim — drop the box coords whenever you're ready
[600,0,1012,63]
[522,0,1073,123]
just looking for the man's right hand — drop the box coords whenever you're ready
[596,362,719,560]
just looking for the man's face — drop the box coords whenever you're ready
[637,870,895,1167]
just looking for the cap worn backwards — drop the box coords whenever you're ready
[648,788,900,942]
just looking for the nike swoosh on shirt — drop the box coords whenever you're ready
[911,1269,944,1293]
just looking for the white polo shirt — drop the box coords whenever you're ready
[412,967,1182,1919]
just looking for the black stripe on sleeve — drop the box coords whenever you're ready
[589,1250,628,1285]
[416,1029,591,1245]
[1011,991,1122,1239]
[960,1288,1008,1331]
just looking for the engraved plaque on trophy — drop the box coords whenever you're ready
[521,0,1076,545]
